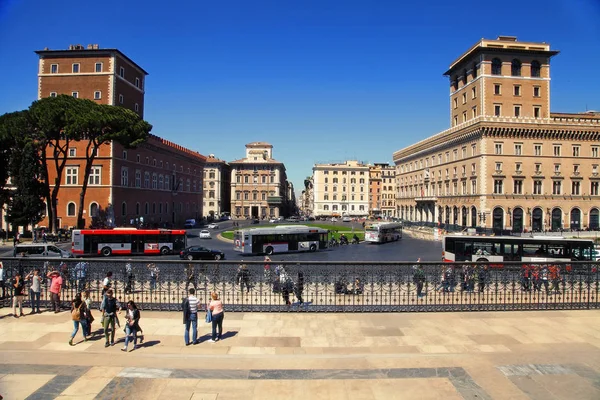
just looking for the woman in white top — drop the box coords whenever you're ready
[25,268,42,314]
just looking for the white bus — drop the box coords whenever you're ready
[234,226,329,255]
[442,235,595,264]
[364,222,403,243]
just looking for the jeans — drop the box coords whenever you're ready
[30,290,41,312]
[78,278,86,292]
[12,295,24,315]
[184,313,198,345]
[51,292,60,312]
[103,315,116,344]
[416,281,424,296]
[150,276,157,291]
[211,312,224,340]
[124,325,137,349]
[71,320,88,339]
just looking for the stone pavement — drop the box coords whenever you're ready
[1,307,600,400]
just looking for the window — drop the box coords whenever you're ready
[453,98,458,109]
[554,164,561,173]
[72,92,79,98]
[514,85,521,96]
[95,62,103,73]
[134,103,139,112]
[119,67,125,78]
[119,94,124,104]
[515,163,522,172]
[68,148,76,157]
[494,143,503,155]
[453,116,458,126]
[533,86,540,97]
[533,180,542,195]
[94,91,101,100]
[462,111,467,123]
[472,106,477,119]
[135,170,141,188]
[591,182,599,196]
[535,163,541,174]
[511,59,522,76]
[592,147,599,158]
[514,105,521,117]
[572,181,580,195]
[472,87,476,99]
[495,162,502,172]
[572,146,580,157]
[50,64,58,74]
[553,181,561,195]
[88,166,101,185]
[66,167,78,185]
[144,172,150,188]
[534,106,541,118]
[67,202,76,217]
[135,77,140,88]
[50,92,57,97]
[531,60,541,77]
[462,93,466,104]
[471,180,477,194]
[553,145,561,156]
[494,104,501,117]
[121,167,128,186]
[534,144,542,156]
[152,173,157,189]
[513,180,523,194]
[158,175,164,189]
[72,63,80,73]
[494,179,503,194]
[491,58,502,75]
[514,144,522,155]
[494,84,501,95]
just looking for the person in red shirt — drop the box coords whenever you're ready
[47,269,63,313]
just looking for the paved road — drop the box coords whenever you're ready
[186,221,441,262]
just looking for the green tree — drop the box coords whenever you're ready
[72,104,152,228]
[0,112,22,206]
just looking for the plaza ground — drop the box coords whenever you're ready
[1,307,600,399]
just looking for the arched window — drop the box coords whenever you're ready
[511,59,522,77]
[121,202,127,216]
[89,202,99,218]
[491,58,502,75]
[530,60,541,78]
[590,208,599,230]
[67,202,76,216]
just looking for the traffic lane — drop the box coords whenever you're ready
[170,235,441,262]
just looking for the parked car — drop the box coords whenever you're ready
[251,218,260,224]
[199,230,211,239]
[342,217,352,222]
[269,218,278,223]
[207,223,219,229]
[14,243,73,258]
[286,216,300,222]
[330,217,338,222]
[180,246,224,260]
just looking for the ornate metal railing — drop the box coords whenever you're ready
[0,258,598,312]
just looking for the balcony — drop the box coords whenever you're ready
[267,196,283,205]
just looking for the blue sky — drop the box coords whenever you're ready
[1,0,599,194]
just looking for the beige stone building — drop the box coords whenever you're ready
[300,177,314,217]
[229,142,290,219]
[394,36,600,233]
[203,155,231,219]
[369,163,396,218]
[312,160,370,218]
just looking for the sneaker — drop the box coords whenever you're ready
[111,341,115,346]
[84,337,88,342]
[139,336,144,344]
[208,339,216,343]
[105,342,110,348]
[121,347,127,352]
[131,346,137,352]
[69,338,74,346]
[20,313,25,317]
[13,315,18,318]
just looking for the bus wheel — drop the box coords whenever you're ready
[187,254,194,261]
[101,247,112,257]
[160,246,170,255]
[476,258,488,263]
[214,254,222,260]
[309,244,317,252]
[265,246,274,255]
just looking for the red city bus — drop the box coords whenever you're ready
[72,228,187,257]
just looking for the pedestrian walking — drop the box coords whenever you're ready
[122,300,140,352]
[478,264,489,293]
[413,259,425,297]
[83,289,94,337]
[182,288,199,345]
[207,292,224,342]
[185,263,196,292]
[102,271,113,296]
[69,293,88,346]
[124,261,134,294]
[294,271,304,304]
[100,289,121,347]
[147,263,159,291]
[12,272,26,318]
[47,269,63,313]
[0,261,6,299]
[279,267,292,306]
[236,262,251,293]
[25,268,42,314]
[75,260,88,292]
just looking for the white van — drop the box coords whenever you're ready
[14,243,73,258]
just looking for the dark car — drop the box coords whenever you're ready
[251,218,260,224]
[180,246,225,261]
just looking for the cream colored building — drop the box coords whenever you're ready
[394,36,600,233]
[230,142,290,219]
[300,177,314,217]
[312,160,370,217]
[203,155,231,219]
[369,163,396,218]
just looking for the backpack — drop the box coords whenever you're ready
[72,303,83,321]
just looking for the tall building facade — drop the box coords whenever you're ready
[312,160,370,218]
[394,36,600,233]
[230,142,289,219]
[300,177,314,217]
[36,44,147,117]
[369,163,396,218]
[203,155,231,219]
[32,45,207,229]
